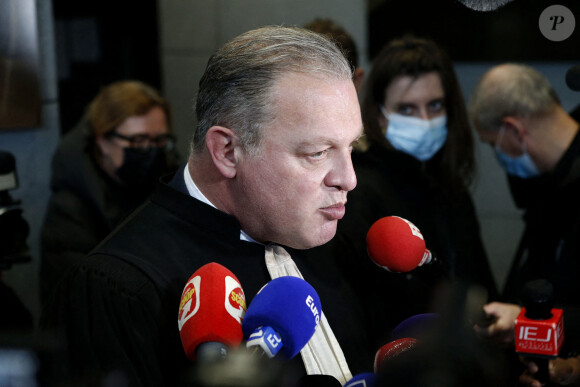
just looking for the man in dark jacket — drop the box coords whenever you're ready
[41,26,368,387]
[469,63,580,387]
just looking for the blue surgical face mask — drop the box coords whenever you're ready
[494,126,540,179]
[380,106,448,161]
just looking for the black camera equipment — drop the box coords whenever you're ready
[0,150,30,270]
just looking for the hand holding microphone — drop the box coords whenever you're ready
[242,276,322,359]
[520,356,580,387]
[177,262,246,363]
[366,216,434,273]
[515,279,565,387]
[473,302,522,346]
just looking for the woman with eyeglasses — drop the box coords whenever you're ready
[40,80,180,304]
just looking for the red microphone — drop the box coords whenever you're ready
[374,337,420,374]
[366,216,432,272]
[515,280,564,385]
[177,262,247,362]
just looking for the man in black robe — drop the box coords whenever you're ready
[40,26,372,386]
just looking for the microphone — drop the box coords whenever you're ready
[295,374,342,387]
[242,276,322,359]
[177,262,247,362]
[374,337,419,374]
[515,279,564,386]
[366,216,433,272]
[565,65,580,91]
[344,372,379,387]
[391,313,440,341]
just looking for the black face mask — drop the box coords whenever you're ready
[116,147,168,190]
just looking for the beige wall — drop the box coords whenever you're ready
[157,0,368,159]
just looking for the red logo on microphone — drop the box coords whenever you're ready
[229,286,246,311]
[515,307,564,357]
[178,276,201,331]
[225,276,246,324]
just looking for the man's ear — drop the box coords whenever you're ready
[205,126,239,178]
[353,68,365,94]
[501,116,527,141]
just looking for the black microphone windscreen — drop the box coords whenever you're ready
[565,65,580,91]
[295,374,342,387]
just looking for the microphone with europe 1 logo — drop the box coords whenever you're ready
[177,262,247,363]
[242,276,322,359]
[515,279,564,386]
[366,216,434,273]
[344,372,379,387]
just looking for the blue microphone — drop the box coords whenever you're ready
[242,276,322,359]
[391,313,440,341]
[344,372,379,387]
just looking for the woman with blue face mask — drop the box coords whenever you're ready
[330,36,498,345]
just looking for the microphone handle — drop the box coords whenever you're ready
[535,357,552,387]
[196,342,229,363]
[295,374,342,387]
[247,344,268,359]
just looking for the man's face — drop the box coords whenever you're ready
[232,72,362,249]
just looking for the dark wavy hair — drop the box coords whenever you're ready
[361,35,475,195]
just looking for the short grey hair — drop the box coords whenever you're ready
[468,63,560,132]
[191,25,353,156]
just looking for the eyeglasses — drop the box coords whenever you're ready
[107,131,176,150]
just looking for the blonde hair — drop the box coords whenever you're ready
[87,80,170,136]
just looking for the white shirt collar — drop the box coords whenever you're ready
[183,161,260,244]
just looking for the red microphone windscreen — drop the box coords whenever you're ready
[374,337,419,374]
[178,262,247,360]
[366,216,428,272]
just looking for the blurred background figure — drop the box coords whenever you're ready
[0,150,34,334]
[330,35,497,347]
[40,80,180,305]
[453,0,516,11]
[303,17,365,94]
[469,63,580,386]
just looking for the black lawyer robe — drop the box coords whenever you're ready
[40,164,376,386]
